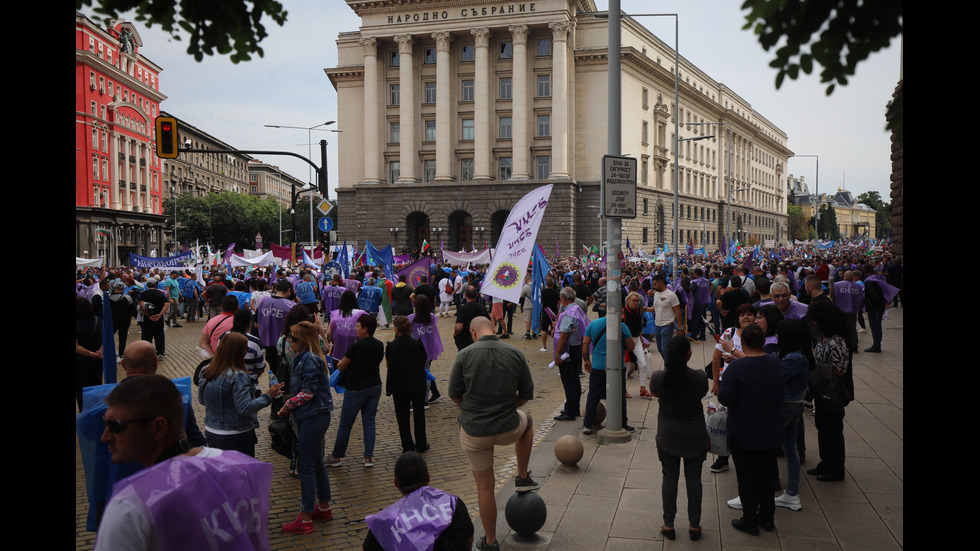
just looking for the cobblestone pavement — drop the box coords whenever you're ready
[75,307,584,550]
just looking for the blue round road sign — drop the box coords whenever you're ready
[317,217,334,232]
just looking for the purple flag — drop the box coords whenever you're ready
[397,256,433,289]
[224,242,236,265]
[329,309,367,359]
[833,280,865,314]
[408,313,444,361]
[366,487,457,551]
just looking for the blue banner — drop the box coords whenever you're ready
[128,251,193,268]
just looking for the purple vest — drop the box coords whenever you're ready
[322,285,345,313]
[108,450,272,550]
[833,280,865,314]
[330,310,366,359]
[365,486,457,551]
[343,278,362,295]
[553,304,589,355]
[257,296,294,347]
[408,314,443,362]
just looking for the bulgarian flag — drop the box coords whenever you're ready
[421,239,430,253]
[97,229,112,239]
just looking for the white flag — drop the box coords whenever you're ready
[482,184,553,303]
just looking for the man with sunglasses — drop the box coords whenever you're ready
[96,375,272,551]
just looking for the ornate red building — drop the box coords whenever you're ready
[76,12,167,264]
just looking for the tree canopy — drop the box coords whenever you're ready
[77,0,288,63]
[741,0,903,144]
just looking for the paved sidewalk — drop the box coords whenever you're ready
[486,307,903,550]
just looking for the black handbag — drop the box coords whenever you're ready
[268,418,294,458]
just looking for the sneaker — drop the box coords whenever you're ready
[514,471,539,491]
[581,426,593,435]
[710,457,729,473]
[427,395,443,404]
[364,457,374,468]
[325,455,342,467]
[774,492,802,511]
[554,413,576,421]
[172,323,183,328]
[539,347,548,352]
[282,514,313,534]
[727,496,743,510]
[475,536,500,551]
[522,333,533,340]
[624,425,636,432]
[312,505,333,520]
[499,334,510,339]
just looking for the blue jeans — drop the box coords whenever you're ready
[654,324,673,365]
[296,413,331,513]
[331,384,382,458]
[782,402,804,495]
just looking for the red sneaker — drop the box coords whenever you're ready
[313,505,333,521]
[282,514,313,534]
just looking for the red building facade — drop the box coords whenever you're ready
[75,13,167,264]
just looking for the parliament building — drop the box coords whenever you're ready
[326,0,793,255]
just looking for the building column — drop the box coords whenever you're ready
[394,34,418,183]
[360,37,382,183]
[472,28,492,180]
[509,24,529,179]
[549,21,571,178]
[433,31,453,181]
[121,137,131,211]
[110,131,121,209]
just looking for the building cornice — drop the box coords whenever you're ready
[76,49,167,103]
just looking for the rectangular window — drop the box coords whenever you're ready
[101,105,106,119]
[537,38,551,56]
[390,122,400,143]
[92,128,99,148]
[499,157,512,180]
[536,75,551,97]
[91,101,97,115]
[643,227,649,244]
[536,156,550,179]
[461,44,474,62]
[425,82,437,103]
[461,80,474,102]
[389,161,400,183]
[499,41,512,59]
[425,120,436,142]
[424,160,436,182]
[641,156,648,185]
[499,117,512,139]
[462,119,474,140]
[460,159,474,181]
[102,132,107,151]
[643,198,649,214]
[90,72,96,88]
[390,84,400,105]
[642,88,649,109]
[424,47,437,64]
[99,76,105,94]
[93,157,99,179]
[642,121,648,145]
[102,159,108,180]
[537,115,550,137]
[499,77,512,100]
[390,50,400,66]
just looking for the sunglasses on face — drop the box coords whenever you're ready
[103,416,155,433]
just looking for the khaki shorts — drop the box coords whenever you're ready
[459,410,530,472]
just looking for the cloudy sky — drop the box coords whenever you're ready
[99,0,901,203]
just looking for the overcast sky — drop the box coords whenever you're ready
[102,0,901,203]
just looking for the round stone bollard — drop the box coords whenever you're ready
[554,434,584,467]
[505,491,548,538]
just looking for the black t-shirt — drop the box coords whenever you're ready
[719,288,750,329]
[414,284,437,306]
[363,496,473,551]
[392,284,415,315]
[343,336,384,390]
[139,288,168,317]
[454,301,490,350]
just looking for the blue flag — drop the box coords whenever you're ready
[338,240,350,279]
[100,290,117,384]
[365,240,395,281]
[531,243,551,335]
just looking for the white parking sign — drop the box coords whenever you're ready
[603,155,637,218]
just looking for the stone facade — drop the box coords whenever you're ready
[327,0,792,255]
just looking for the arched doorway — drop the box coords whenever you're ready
[490,209,510,247]
[406,211,430,253]
[448,210,473,252]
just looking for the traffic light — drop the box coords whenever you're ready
[155,116,179,158]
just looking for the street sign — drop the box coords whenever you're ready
[316,200,334,216]
[602,155,637,219]
[317,217,334,232]
[255,232,263,247]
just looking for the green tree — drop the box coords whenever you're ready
[741,0,903,145]
[817,204,841,240]
[77,0,287,63]
[787,204,808,240]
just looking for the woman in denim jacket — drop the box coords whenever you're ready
[198,331,285,456]
[277,320,334,534]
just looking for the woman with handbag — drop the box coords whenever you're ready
[277,320,334,534]
[649,336,709,541]
[708,303,756,473]
[198,332,284,456]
